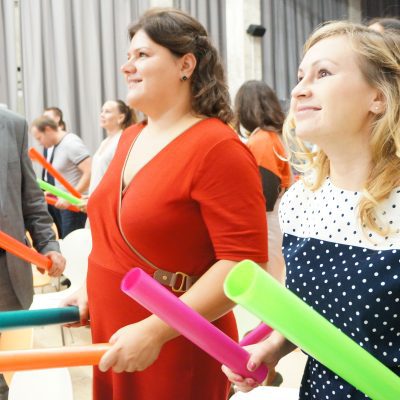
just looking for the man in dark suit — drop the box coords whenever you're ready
[0,108,66,399]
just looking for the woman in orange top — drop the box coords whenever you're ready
[235,80,291,283]
[63,8,267,400]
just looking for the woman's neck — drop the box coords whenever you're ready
[106,128,121,137]
[146,108,200,136]
[327,147,372,191]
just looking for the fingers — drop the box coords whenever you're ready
[45,251,66,277]
[221,365,258,393]
[98,346,119,372]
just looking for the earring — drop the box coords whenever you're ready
[181,75,188,81]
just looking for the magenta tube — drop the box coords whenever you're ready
[121,268,268,383]
[239,323,273,346]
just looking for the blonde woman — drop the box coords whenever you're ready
[223,21,400,399]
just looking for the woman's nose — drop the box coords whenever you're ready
[291,79,311,99]
[121,56,136,74]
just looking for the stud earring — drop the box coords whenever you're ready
[181,75,188,81]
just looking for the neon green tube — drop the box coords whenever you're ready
[37,179,82,206]
[224,260,400,400]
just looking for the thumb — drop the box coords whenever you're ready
[247,353,264,372]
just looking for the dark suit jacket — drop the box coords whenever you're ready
[0,108,59,309]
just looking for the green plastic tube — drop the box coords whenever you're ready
[0,307,80,330]
[224,260,400,400]
[37,179,82,205]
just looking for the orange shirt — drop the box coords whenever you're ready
[247,129,291,211]
[247,129,291,188]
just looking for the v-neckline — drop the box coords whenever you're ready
[120,118,207,196]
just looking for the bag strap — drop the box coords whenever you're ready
[119,225,198,293]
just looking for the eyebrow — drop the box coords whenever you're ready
[127,46,151,56]
[298,58,339,73]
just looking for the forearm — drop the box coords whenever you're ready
[146,260,243,343]
[267,331,297,360]
[75,172,90,194]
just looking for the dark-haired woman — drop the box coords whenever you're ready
[63,8,267,400]
[235,80,291,283]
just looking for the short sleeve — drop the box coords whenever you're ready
[191,138,268,262]
[66,134,90,165]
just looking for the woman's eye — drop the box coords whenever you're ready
[297,76,303,83]
[138,52,147,58]
[318,69,331,78]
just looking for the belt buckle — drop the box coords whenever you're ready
[171,271,189,293]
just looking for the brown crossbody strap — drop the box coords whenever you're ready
[117,132,198,292]
[119,227,199,292]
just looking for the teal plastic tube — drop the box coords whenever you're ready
[224,260,400,400]
[0,307,80,330]
[37,179,82,206]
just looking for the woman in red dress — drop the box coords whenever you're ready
[64,8,268,400]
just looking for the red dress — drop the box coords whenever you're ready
[87,118,268,400]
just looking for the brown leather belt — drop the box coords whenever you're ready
[153,269,199,292]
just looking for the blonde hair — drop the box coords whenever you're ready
[283,20,400,235]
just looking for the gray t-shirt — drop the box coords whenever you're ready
[52,133,90,193]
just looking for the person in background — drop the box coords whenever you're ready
[43,106,67,131]
[222,21,400,399]
[89,100,136,195]
[234,80,291,283]
[40,106,68,237]
[368,17,400,34]
[63,8,267,400]
[0,108,66,400]
[30,116,91,238]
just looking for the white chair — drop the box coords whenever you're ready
[9,368,73,400]
[230,386,299,400]
[30,229,92,309]
[30,228,92,344]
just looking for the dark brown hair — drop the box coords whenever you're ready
[115,99,137,129]
[234,80,285,137]
[128,8,233,123]
[44,106,67,130]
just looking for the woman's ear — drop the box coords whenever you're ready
[369,91,385,115]
[180,53,197,81]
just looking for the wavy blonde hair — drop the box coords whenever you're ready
[283,21,400,235]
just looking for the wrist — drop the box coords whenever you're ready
[145,315,178,345]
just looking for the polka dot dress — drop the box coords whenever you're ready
[279,178,400,399]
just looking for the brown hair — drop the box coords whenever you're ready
[31,116,59,132]
[283,21,400,235]
[234,80,285,137]
[114,100,137,129]
[128,8,233,123]
[44,107,67,130]
[368,17,400,33]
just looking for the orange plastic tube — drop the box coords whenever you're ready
[0,231,52,270]
[45,195,81,213]
[0,344,111,372]
[28,147,82,198]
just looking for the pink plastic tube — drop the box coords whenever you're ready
[121,268,268,383]
[239,323,273,346]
